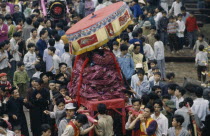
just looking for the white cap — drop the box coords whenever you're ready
[138,0,146,4]
[65,103,76,110]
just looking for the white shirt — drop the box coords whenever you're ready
[154,12,162,29]
[192,98,210,121]
[10,38,21,61]
[154,41,165,60]
[23,51,37,70]
[61,52,73,68]
[169,1,182,16]
[43,48,60,73]
[32,71,42,78]
[52,54,61,71]
[175,97,184,109]
[143,43,155,61]
[0,50,9,70]
[37,25,44,37]
[176,20,185,37]
[55,41,65,56]
[95,4,106,11]
[151,113,168,136]
[112,49,121,57]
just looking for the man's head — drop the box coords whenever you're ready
[168,84,178,95]
[154,72,161,82]
[143,104,154,118]
[75,114,88,127]
[65,103,76,117]
[31,28,37,38]
[152,86,162,97]
[165,100,176,113]
[150,60,157,68]
[48,46,56,56]
[54,34,61,42]
[97,103,107,114]
[189,11,194,17]
[181,6,186,14]
[59,63,67,73]
[137,69,145,80]
[198,34,204,41]
[14,5,20,12]
[11,87,20,99]
[133,42,141,54]
[177,14,183,21]
[162,10,167,17]
[41,124,51,136]
[28,43,36,52]
[195,87,203,98]
[166,72,175,81]
[13,32,21,41]
[40,73,49,84]
[112,41,119,51]
[56,98,65,110]
[49,80,56,91]
[120,44,128,55]
[172,115,184,127]
[40,30,48,39]
[199,45,204,52]
[175,86,186,97]
[131,98,141,111]
[162,95,170,107]
[153,99,163,114]
[17,61,25,71]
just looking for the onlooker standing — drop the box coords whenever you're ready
[193,34,209,54]
[61,44,73,74]
[192,87,210,122]
[130,0,143,20]
[22,17,34,42]
[154,34,165,79]
[37,18,45,37]
[169,0,182,16]
[158,11,169,46]
[12,5,25,25]
[176,14,185,52]
[13,62,30,97]
[55,23,65,37]
[186,11,200,48]
[0,42,10,74]
[48,47,61,75]
[167,16,178,53]
[0,16,8,43]
[36,30,48,58]
[23,43,39,78]
[26,28,39,50]
[54,34,65,56]
[195,45,208,83]
[5,14,16,39]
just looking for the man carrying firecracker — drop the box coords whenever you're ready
[128,104,157,136]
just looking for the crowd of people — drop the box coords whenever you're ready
[0,0,210,136]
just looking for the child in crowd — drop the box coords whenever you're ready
[41,124,52,136]
[195,45,208,83]
[167,16,178,54]
[0,73,12,91]
[158,11,169,46]
[193,34,209,54]
[167,115,189,136]
[127,25,134,40]
[174,86,185,109]
[112,41,121,57]
[32,64,42,78]
[23,43,38,78]
[150,72,165,89]
[154,34,165,79]
[124,90,133,106]
[149,66,159,81]
[176,14,185,53]
[13,62,29,97]
[148,60,157,78]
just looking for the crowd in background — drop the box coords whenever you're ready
[0,0,210,136]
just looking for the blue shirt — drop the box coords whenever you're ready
[130,4,143,18]
[58,30,65,36]
[117,54,135,80]
[129,38,144,54]
[36,39,47,57]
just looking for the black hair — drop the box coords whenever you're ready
[56,98,65,106]
[176,86,186,96]
[33,21,40,29]
[152,85,161,92]
[181,6,186,11]
[124,90,133,96]
[98,0,103,4]
[177,14,183,17]
[127,25,134,32]
[17,61,24,67]
[199,45,204,51]
[153,99,163,107]
[31,28,37,33]
[0,41,6,49]
[41,124,51,133]
[173,114,185,125]
[48,46,56,53]
[162,10,167,14]
[134,42,141,49]
[17,18,23,24]
[64,26,70,32]
[162,95,171,100]
[121,35,129,42]
[131,98,141,105]
[0,119,8,129]
[64,44,69,52]
[169,16,174,20]
[154,34,160,41]
[120,44,128,51]
[4,40,10,45]
[48,38,55,47]
[140,37,145,43]
[137,68,145,75]
[59,62,67,68]
[198,34,204,38]
[30,14,37,20]
[194,87,203,97]
[148,92,159,101]
[154,72,161,76]
[56,73,65,80]
[183,97,194,107]
[35,64,41,71]
[141,94,149,105]
[54,34,61,42]
[150,26,156,30]
[76,114,88,124]
[28,43,35,49]
[40,30,47,37]
[166,72,175,80]
[150,60,157,65]
[97,103,106,114]
[51,29,58,37]
[5,14,12,21]
[56,23,63,29]
[26,17,32,25]
[140,14,146,20]
[145,104,154,113]
[137,28,143,34]
[34,78,43,85]
[13,32,21,37]
[189,11,194,15]
[112,41,119,46]
[168,84,179,91]
[132,31,138,38]
[33,9,40,14]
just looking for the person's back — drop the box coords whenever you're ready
[154,40,164,60]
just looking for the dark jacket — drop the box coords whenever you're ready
[158,16,169,32]
[130,4,143,18]
[12,12,25,25]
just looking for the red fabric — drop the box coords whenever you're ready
[68,121,79,136]
[0,81,12,90]
[80,97,125,111]
[186,16,198,32]
[66,2,124,35]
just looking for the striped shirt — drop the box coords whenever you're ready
[167,22,178,34]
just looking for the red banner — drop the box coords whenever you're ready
[77,34,98,48]
[119,11,129,26]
